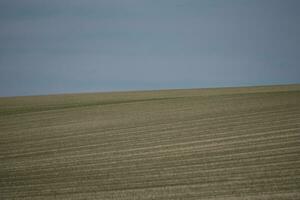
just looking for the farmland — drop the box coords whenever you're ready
[0,84,300,199]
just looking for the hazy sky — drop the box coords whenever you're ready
[0,0,299,96]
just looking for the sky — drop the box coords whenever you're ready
[0,0,299,96]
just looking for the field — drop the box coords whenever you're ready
[1,84,300,199]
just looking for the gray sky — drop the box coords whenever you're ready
[0,0,299,96]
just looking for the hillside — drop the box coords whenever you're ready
[1,84,300,199]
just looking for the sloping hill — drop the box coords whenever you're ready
[1,85,300,199]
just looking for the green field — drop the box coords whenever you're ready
[1,85,300,199]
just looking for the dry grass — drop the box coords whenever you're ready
[1,84,300,199]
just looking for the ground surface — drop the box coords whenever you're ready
[0,85,300,199]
